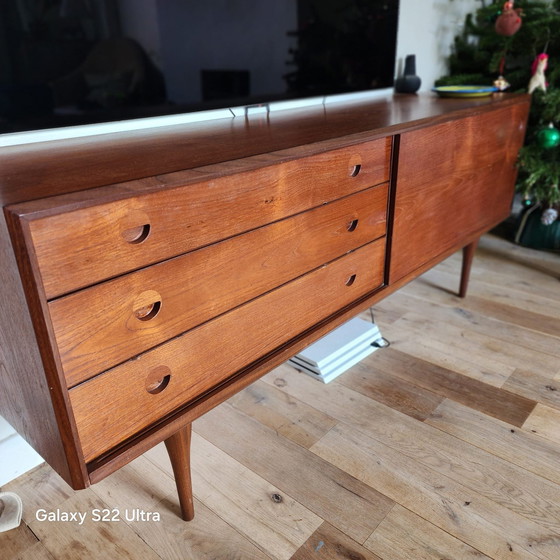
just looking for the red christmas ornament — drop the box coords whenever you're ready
[495,0,522,36]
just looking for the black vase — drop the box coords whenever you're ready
[395,55,421,94]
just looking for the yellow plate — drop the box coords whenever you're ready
[432,85,498,98]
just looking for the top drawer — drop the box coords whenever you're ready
[8,138,391,299]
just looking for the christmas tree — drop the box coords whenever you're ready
[437,0,560,233]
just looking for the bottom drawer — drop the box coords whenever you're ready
[70,239,386,462]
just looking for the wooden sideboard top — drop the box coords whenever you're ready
[0,93,530,206]
[0,90,531,493]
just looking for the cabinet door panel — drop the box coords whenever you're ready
[389,104,528,284]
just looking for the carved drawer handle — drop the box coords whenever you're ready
[347,219,359,232]
[133,290,162,321]
[145,366,171,395]
[349,164,362,177]
[345,274,357,286]
[134,301,161,321]
[122,224,151,244]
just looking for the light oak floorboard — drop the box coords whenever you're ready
[88,455,273,559]
[12,543,56,560]
[373,289,560,360]
[412,244,559,305]
[1,234,559,560]
[503,369,560,410]
[27,491,163,560]
[193,402,394,543]
[264,367,560,532]
[127,496,273,560]
[0,522,39,559]
[403,274,560,338]
[291,522,382,560]
[2,464,73,524]
[435,258,560,302]
[90,455,178,513]
[358,303,404,326]
[456,235,560,288]
[146,433,323,560]
[343,348,536,426]
[424,266,560,320]
[381,320,514,387]
[455,295,559,339]
[391,311,559,378]
[426,400,560,486]
[227,380,337,449]
[338,359,444,421]
[311,423,558,560]
[523,404,560,446]
[365,504,491,560]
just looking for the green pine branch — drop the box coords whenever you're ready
[441,0,560,206]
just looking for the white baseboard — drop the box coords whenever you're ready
[0,417,44,487]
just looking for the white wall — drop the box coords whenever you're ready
[0,416,43,486]
[396,0,481,91]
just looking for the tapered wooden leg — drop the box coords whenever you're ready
[459,238,479,298]
[164,424,195,521]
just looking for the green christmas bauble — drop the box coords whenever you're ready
[536,124,560,149]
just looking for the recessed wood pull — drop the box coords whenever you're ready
[347,219,359,232]
[145,366,171,395]
[349,164,362,177]
[134,301,161,321]
[345,274,357,286]
[122,224,151,244]
[133,290,162,321]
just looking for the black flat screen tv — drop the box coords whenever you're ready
[0,0,400,134]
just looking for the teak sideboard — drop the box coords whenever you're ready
[0,93,530,520]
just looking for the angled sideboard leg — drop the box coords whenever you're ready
[459,238,479,298]
[164,424,195,521]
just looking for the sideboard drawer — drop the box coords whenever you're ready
[69,239,386,462]
[50,184,389,387]
[10,138,391,299]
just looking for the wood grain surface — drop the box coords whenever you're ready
[4,233,558,560]
[292,522,383,560]
[0,94,532,525]
[194,403,394,543]
[365,504,491,559]
[354,347,536,426]
[163,425,194,522]
[150,432,323,559]
[0,212,87,488]
[70,240,386,461]
[0,94,527,206]
[390,103,528,283]
[49,184,388,386]
[11,138,390,298]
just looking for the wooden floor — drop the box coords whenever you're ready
[2,234,560,560]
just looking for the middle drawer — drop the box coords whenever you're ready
[70,238,386,462]
[49,184,388,387]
